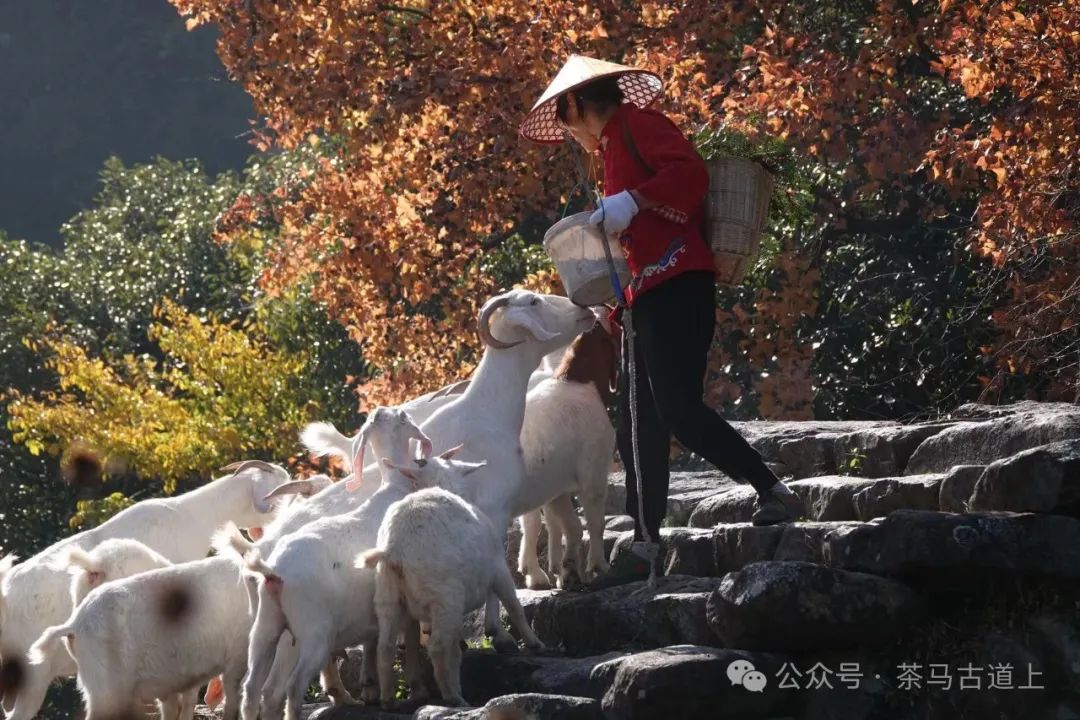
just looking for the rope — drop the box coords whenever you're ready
[572,144,658,587]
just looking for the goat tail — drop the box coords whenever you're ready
[59,546,99,574]
[28,622,76,666]
[211,522,253,560]
[300,422,355,470]
[355,548,385,570]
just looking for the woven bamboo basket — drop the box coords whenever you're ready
[705,157,774,286]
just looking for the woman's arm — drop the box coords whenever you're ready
[626,112,709,216]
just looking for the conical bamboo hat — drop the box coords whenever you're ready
[520,54,663,144]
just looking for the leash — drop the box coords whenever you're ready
[570,144,658,588]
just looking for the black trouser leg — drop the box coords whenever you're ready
[616,317,672,543]
[628,271,779,500]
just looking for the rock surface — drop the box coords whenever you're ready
[906,402,1080,474]
[605,471,737,524]
[788,476,879,521]
[937,464,985,513]
[968,440,1080,515]
[851,474,942,520]
[825,509,1080,584]
[832,423,952,477]
[595,645,791,720]
[706,561,925,651]
[526,576,723,655]
[461,651,626,703]
[414,693,603,720]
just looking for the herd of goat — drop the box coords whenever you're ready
[0,289,622,720]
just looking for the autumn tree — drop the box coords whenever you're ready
[171,0,1078,416]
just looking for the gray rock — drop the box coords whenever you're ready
[851,474,943,521]
[950,400,1079,420]
[713,523,785,573]
[414,693,602,720]
[795,654,898,720]
[605,471,737,523]
[305,702,409,719]
[906,403,1080,474]
[601,528,714,576]
[773,522,862,564]
[735,419,896,479]
[937,465,985,513]
[832,423,953,477]
[663,528,716,576]
[605,515,634,532]
[949,632,1053,720]
[1027,614,1080,687]
[711,522,860,574]
[461,650,627,702]
[969,440,1080,515]
[788,476,878,521]
[706,561,925,651]
[595,645,790,720]
[688,486,759,526]
[642,592,717,647]
[527,575,723,656]
[825,509,1080,584]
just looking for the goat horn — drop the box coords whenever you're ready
[221,460,280,475]
[263,479,314,501]
[477,296,521,349]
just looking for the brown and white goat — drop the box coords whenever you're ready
[513,319,619,588]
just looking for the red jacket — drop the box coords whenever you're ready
[600,103,714,305]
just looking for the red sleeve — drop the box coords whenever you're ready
[627,110,709,216]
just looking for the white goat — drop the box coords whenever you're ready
[419,292,597,647]
[0,461,289,720]
[53,538,173,609]
[237,406,437,720]
[302,345,569,480]
[302,291,595,652]
[516,319,618,589]
[359,454,544,708]
[29,553,252,720]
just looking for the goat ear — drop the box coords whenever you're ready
[461,460,487,476]
[439,444,465,460]
[507,306,560,342]
[415,434,434,459]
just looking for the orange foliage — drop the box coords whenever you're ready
[172,0,1078,414]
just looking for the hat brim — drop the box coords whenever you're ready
[520,69,663,144]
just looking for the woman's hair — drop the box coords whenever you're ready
[555,76,626,123]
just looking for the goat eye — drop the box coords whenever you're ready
[530,298,540,306]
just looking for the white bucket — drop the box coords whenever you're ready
[543,212,631,306]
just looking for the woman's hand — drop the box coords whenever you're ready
[589,190,639,238]
[558,92,600,152]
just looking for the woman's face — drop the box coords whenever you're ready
[558,91,603,152]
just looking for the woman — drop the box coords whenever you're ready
[521,55,802,588]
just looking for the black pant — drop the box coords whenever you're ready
[617,271,779,542]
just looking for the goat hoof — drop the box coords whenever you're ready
[327,688,359,706]
[525,572,552,590]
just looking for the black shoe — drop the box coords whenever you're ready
[587,542,657,591]
[751,491,804,526]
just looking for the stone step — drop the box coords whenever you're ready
[605,522,863,579]
[461,645,794,720]
[519,576,724,656]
